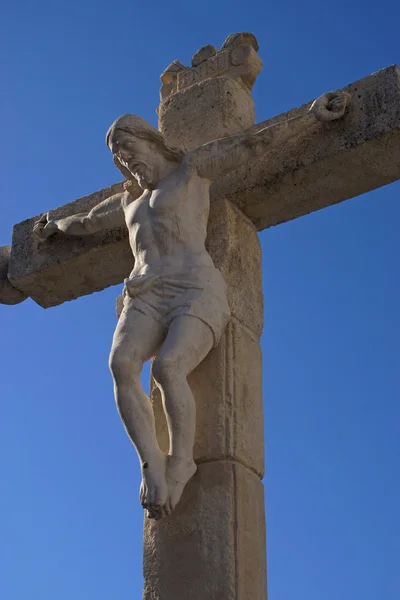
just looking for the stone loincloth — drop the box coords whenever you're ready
[116,267,230,347]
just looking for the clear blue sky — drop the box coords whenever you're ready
[1,2,399,598]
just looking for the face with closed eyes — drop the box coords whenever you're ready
[108,131,158,190]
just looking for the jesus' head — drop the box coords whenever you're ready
[106,114,184,190]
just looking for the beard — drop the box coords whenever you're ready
[128,160,156,190]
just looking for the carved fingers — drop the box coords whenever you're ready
[310,91,351,122]
[33,212,58,241]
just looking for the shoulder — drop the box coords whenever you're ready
[183,148,213,182]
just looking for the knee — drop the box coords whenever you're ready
[152,354,179,387]
[109,346,141,382]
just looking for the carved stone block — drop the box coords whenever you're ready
[143,461,267,600]
[159,33,262,106]
[206,199,263,338]
[158,76,255,151]
[192,44,218,67]
[176,44,262,93]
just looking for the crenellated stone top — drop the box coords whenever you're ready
[159,32,262,104]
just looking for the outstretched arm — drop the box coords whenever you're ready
[191,91,351,181]
[33,192,125,241]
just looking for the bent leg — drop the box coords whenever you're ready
[152,315,214,510]
[109,302,167,515]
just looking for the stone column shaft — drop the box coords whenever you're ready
[144,201,267,600]
[143,50,267,598]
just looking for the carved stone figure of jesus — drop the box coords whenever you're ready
[33,90,350,519]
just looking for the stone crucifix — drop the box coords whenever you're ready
[33,87,347,520]
[2,32,400,600]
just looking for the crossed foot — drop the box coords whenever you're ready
[139,452,197,519]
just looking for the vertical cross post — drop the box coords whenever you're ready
[143,37,268,600]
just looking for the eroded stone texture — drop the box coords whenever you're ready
[176,45,262,94]
[217,64,400,229]
[207,199,263,338]
[159,32,262,105]
[0,246,27,304]
[159,76,256,151]
[8,181,129,307]
[221,32,260,52]
[159,60,186,103]
[143,461,267,600]
[8,66,400,309]
[192,44,218,67]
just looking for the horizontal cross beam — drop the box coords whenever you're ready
[6,65,400,308]
[219,64,400,230]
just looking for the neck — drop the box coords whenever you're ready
[155,156,180,183]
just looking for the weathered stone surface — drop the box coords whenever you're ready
[207,199,263,338]
[143,461,267,600]
[158,32,261,105]
[8,196,263,317]
[192,44,218,67]
[144,190,265,594]
[221,32,260,52]
[159,60,186,103]
[9,67,399,308]
[176,45,262,95]
[8,181,131,308]
[151,320,264,476]
[216,64,400,230]
[159,76,255,151]
[8,74,257,308]
[0,246,27,304]
[160,59,185,84]
[145,54,266,600]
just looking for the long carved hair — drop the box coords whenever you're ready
[129,127,185,162]
[106,113,184,181]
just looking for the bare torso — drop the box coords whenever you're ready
[123,160,215,279]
